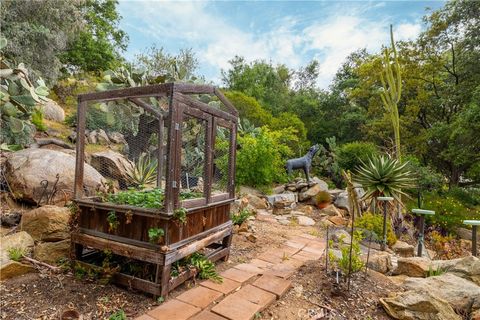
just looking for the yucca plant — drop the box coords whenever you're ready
[126,153,158,188]
[354,155,414,205]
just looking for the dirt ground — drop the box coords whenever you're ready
[1,208,395,320]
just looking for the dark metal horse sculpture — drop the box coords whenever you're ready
[285,145,320,182]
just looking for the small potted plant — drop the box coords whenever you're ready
[315,191,331,209]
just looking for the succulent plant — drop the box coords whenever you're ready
[1,37,50,147]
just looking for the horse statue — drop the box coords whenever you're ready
[285,144,320,182]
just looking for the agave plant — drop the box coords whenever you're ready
[354,155,414,204]
[126,153,158,188]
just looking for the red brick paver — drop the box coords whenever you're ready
[189,310,229,320]
[201,277,241,294]
[221,268,256,283]
[264,263,296,279]
[233,263,265,275]
[177,286,224,308]
[253,274,291,298]
[211,294,261,320]
[231,284,276,310]
[250,258,273,269]
[147,299,201,320]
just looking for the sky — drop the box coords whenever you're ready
[118,0,446,89]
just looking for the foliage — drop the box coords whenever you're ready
[224,91,272,127]
[446,187,480,207]
[189,253,222,283]
[105,188,201,209]
[355,212,397,246]
[354,155,414,204]
[148,227,165,244]
[408,191,480,234]
[107,211,119,232]
[404,156,444,192]
[0,42,50,146]
[336,141,379,172]
[315,191,331,205]
[108,309,127,320]
[379,25,402,159]
[7,247,24,261]
[125,153,158,188]
[61,0,128,73]
[426,230,466,260]
[231,208,251,226]
[313,137,343,187]
[173,208,187,225]
[328,231,364,276]
[235,127,294,188]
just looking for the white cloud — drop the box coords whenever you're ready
[119,1,422,88]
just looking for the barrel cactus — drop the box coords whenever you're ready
[0,37,50,147]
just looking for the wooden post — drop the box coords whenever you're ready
[157,116,164,188]
[418,215,425,257]
[74,100,87,199]
[377,197,393,251]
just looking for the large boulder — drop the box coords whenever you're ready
[0,231,34,261]
[20,206,71,242]
[298,182,328,202]
[90,150,134,188]
[296,216,315,226]
[319,204,342,217]
[334,191,350,212]
[380,290,462,320]
[39,99,65,122]
[0,260,35,280]
[107,132,126,144]
[245,194,268,210]
[392,240,415,258]
[436,256,480,285]
[5,149,106,204]
[34,239,70,264]
[394,257,432,277]
[363,251,393,274]
[403,273,480,313]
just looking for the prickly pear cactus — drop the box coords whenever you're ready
[0,37,50,148]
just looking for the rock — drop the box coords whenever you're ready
[21,205,71,242]
[328,215,347,226]
[296,205,313,215]
[68,131,77,143]
[0,231,34,261]
[96,129,110,145]
[245,194,268,209]
[327,189,344,201]
[0,211,21,227]
[334,191,350,212]
[394,257,432,277]
[473,309,480,320]
[272,185,285,194]
[392,240,415,258]
[331,229,351,244]
[87,130,97,144]
[319,204,341,217]
[239,186,263,197]
[34,239,70,264]
[299,183,327,202]
[435,256,480,285]
[296,216,315,226]
[90,150,134,188]
[278,219,290,226]
[403,273,480,313]
[39,99,65,122]
[456,227,472,241]
[5,149,106,204]
[291,210,305,216]
[310,177,329,191]
[266,193,297,206]
[245,233,257,243]
[107,132,126,144]
[387,275,411,286]
[380,290,462,320]
[0,260,35,280]
[271,194,296,215]
[363,251,393,274]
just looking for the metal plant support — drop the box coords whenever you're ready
[412,208,435,257]
[377,196,394,251]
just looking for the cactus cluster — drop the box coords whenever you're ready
[0,37,50,147]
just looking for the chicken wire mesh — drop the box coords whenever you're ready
[213,125,232,195]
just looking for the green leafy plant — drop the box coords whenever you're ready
[315,191,332,205]
[189,253,222,283]
[231,208,251,226]
[427,265,446,277]
[354,155,414,204]
[31,108,47,131]
[355,212,397,246]
[336,141,379,172]
[7,247,24,261]
[173,207,188,225]
[108,309,127,320]
[107,211,119,232]
[329,231,364,276]
[126,153,158,188]
[148,227,165,244]
[105,188,201,210]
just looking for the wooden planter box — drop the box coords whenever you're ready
[72,83,238,297]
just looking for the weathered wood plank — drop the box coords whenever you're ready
[78,83,172,102]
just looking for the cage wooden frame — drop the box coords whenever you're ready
[71,83,238,297]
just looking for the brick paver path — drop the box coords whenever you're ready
[135,233,325,320]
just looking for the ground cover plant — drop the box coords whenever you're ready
[104,188,201,209]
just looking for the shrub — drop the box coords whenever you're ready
[446,187,480,207]
[224,91,272,127]
[355,212,397,246]
[231,208,251,226]
[403,155,444,191]
[328,230,364,276]
[337,141,378,172]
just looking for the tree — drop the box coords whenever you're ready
[0,0,83,82]
[294,60,320,91]
[61,0,128,73]
[224,91,272,127]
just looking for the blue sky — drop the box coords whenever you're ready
[118,1,445,88]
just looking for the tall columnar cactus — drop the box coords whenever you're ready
[380,25,402,159]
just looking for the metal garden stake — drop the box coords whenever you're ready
[463,220,479,257]
[377,196,394,251]
[412,209,435,257]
